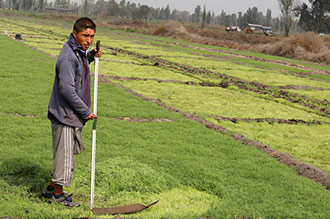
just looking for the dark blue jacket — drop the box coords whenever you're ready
[48,33,95,128]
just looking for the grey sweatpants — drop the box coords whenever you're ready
[51,121,85,187]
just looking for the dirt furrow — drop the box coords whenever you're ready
[109,117,176,122]
[209,115,329,125]
[277,85,330,91]
[101,58,151,66]
[101,74,329,92]
[99,74,229,88]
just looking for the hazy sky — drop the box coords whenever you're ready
[123,0,309,17]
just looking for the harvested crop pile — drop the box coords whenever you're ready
[322,34,330,49]
[153,21,201,40]
[258,32,330,64]
[153,22,253,50]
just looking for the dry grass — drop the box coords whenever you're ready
[258,32,330,64]
[322,35,330,49]
[152,22,255,50]
[153,21,201,40]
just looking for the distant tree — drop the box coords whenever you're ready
[119,0,125,8]
[257,11,265,24]
[32,0,36,10]
[171,9,179,20]
[119,0,129,18]
[130,3,139,20]
[150,7,159,20]
[201,5,206,28]
[0,0,4,8]
[278,0,296,36]
[237,11,244,28]
[159,7,164,20]
[272,17,281,31]
[83,0,88,14]
[192,5,201,23]
[219,10,226,25]
[211,11,215,24]
[231,13,237,26]
[93,0,107,16]
[12,0,18,9]
[38,0,44,11]
[224,14,231,26]
[178,10,190,22]
[296,0,330,33]
[265,9,272,26]
[108,0,120,17]
[243,7,259,26]
[163,4,171,20]
[206,11,212,25]
[23,0,33,10]
[138,5,150,20]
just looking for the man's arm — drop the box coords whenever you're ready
[87,47,103,64]
[57,59,91,119]
[84,112,97,120]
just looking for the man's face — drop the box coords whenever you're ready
[73,28,95,51]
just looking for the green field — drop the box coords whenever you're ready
[1,11,330,219]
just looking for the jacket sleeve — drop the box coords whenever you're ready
[87,50,96,64]
[57,59,91,119]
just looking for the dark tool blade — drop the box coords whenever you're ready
[92,200,159,215]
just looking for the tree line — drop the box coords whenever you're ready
[1,0,329,34]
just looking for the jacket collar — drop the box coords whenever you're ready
[68,33,86,56]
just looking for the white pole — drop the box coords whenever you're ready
[91,53,99,210]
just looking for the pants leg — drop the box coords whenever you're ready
[51,121,75,187]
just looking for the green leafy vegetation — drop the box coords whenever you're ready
[1,12,330,219]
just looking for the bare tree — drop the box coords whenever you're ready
[278,0,296,36]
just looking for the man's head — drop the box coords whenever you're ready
[73,17,96,51]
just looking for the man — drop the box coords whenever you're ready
[42,17,102,207]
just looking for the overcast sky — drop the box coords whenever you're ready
[122,0,309,17]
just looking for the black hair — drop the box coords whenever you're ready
[73,17,96,33]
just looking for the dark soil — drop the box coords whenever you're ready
[110,117,175,123]
[101,74,327,93]
[277,85,330,91]
[209,115,329,125]
[99,74,229,88]
[10,113,36,118]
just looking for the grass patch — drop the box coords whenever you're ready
[218,120,330,173]
[119,80,329,122]
[285,89,330,102]
[98,61,201,82]
[308,74,330,82]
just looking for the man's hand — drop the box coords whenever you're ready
[92,47,103,58]
[84,112,98,120]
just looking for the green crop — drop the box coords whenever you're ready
[1,11,330,219]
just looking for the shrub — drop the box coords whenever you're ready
[258,32,330,64]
